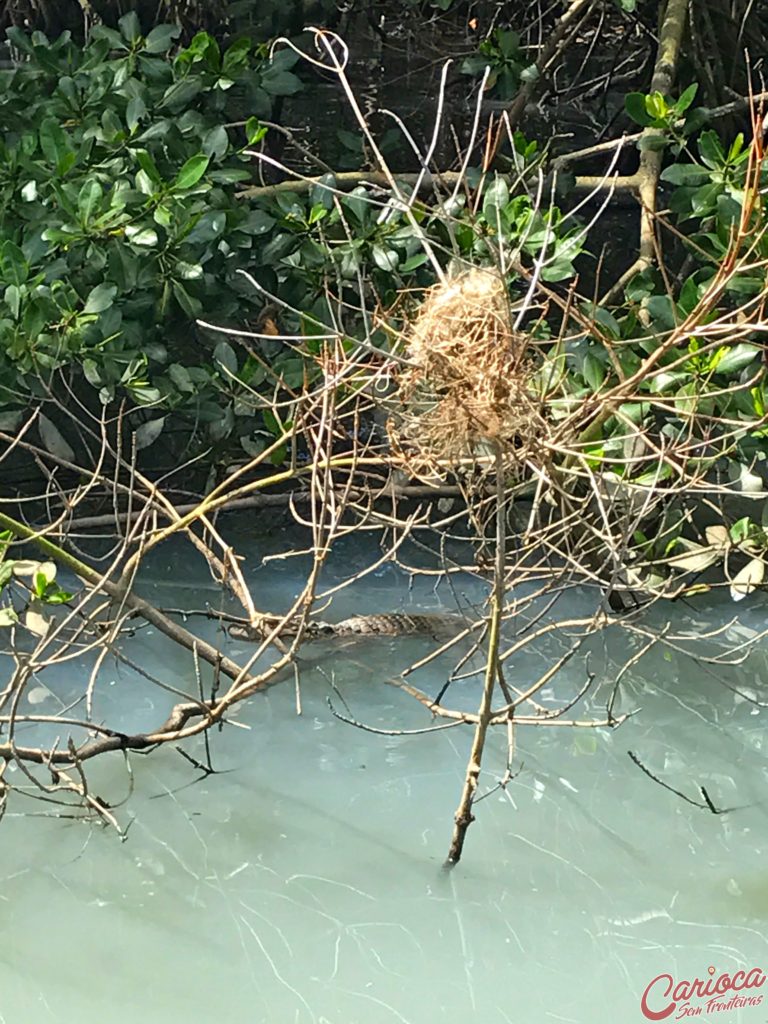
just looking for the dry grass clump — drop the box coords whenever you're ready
[390,268,541,463]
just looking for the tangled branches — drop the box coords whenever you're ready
[2,25,768,864]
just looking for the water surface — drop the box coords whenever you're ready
[2,534,767,1023]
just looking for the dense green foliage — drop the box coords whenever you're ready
[0,19,765,519]
[558,107,765,478]
[0,20,586,463]
[461,29,529,99]
[0,18,307,454]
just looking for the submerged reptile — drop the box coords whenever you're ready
[228,612,469,642]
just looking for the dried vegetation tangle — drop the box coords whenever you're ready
[1,23,768,860]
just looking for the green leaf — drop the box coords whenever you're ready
[645,295,676,331]
[371,246,399,272]
[645,92,669,121]
[399,253,429,273]
[214,340,238,374]
[245,117,267,146]
[540,258,575,282]
[159,77,204,112]
[716,193,741,225]
[727,134,746,162]
[583,304,621,339]
[482,176,509,221]
[618,402,651,425]
[496,29,520,58]
[174,261,203,280]
[688,182,721,216]
[239,208,275,235]
[209,404,235,442]
[202,125,229,160]
[135,120,172,144]
[154,203,173,228]
[84,283,116,314]
[675,82,698,114]
[677,274,701,315]
[134,416,166,450]
[649,370,687,393]
[82,359,102,387]
[267,47,300,71]
[582,352,605,391]
[634,463,674,486]
[222,36,250,74]
[144,24,181,54]
[135,148,162,183]
[171,280,202,316]
[461,55,491,76]
[659,163,711,186]
[208,169,251,185]
[730,517,751,544]
[308,173,336,210]
[5,27,34,54]
[129,385,162,404]
[118,11,142,43]
[5,285,20,320]
[90,25,127,49]
[34,562,57,599]
[125,225,159,247]
[277,358,304,389]
[625,92,653,127]
[0,241,28,286]
[698,130,724,170]
[39,118,73,168]
[240,434,266,458]
[126,95,147,132]
[34,564,56,598]
[275,191,303,216]
[136,169,156,196]
[342,187,371,224]
[180,30,220,68]
[38,413,75,463]
[168,363,194,393]
[23,298,48,341]
[184,210,226,244]
[78,179,103,223]
[174,153,210,190]
[261,68,303,97]
[751,385,765,417]
[714,343,760,375]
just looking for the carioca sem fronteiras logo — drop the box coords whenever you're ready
[640,964,766,1019]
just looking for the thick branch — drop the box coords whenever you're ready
[603,0,689,299]
[445,443,507,866]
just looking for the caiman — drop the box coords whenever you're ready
[228,612,470,642]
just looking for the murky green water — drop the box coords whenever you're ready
[2,533,768,1023]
